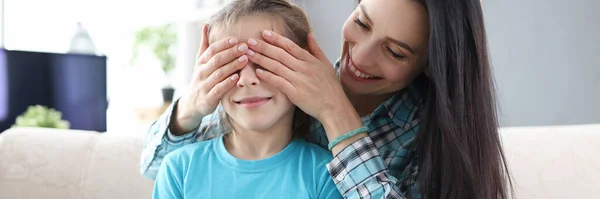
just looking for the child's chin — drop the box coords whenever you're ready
[239,120,275,132]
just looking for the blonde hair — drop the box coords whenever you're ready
[207,0,311,50]
[206,0,313,138]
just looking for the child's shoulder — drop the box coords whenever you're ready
[163,138,218,164]
[295,139,333,163]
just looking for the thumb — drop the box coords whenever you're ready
[196,24,210,60]
[307,33,329,63]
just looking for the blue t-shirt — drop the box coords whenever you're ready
[152,135,342,199]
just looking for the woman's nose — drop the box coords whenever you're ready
[352,41,376,68]
[236,65,260,87]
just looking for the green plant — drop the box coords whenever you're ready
[130,23,178,74]
[12,105,70,129]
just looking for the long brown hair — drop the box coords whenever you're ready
[353,0,513,198]
[206,0,313,138]
[410,0,514,198]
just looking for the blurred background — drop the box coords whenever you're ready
[0,0,598,133]
[0,0,230,133]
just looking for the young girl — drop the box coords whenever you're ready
[152,1,342,198]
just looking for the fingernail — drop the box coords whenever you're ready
[246,50,255,56]
[238,55,247,62]
[263,30,272,37]
[230,74,239,80]
[229,37,238,44]
[247,39,257,46]
[256,68,264,74]
[237,44,248,51]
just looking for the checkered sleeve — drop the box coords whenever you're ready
[326,136,413,199]
[140,99,220,179]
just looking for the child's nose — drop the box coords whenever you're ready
[236,65,260,87]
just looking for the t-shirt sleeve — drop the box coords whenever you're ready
[313,149,343,199]
[318,173,344,199]
[152,152,185,199]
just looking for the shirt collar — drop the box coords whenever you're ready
[374,85,423,128]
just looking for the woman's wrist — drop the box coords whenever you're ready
[322,110,368,155]
[169,101,204,136]
[318,100,368,155]
[320,107,362,139]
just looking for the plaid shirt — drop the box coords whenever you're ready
[140,61,424,199]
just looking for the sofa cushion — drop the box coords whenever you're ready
[0,127,153,199]
[2,123,599,199]
[500,124,600,199]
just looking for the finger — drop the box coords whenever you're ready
[247,38,301,71]
[198,36,240,64]
[246,50,296,82]
[260,30,312,61]
[307,33,329,64]
[204,55,248,90]
[255,68,296,99]
[196,24,210,60]
[201,43,248,79]
[206,74,239,103]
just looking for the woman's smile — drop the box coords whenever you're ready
[344,51,382,82]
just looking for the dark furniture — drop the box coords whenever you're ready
[0,49,108,133]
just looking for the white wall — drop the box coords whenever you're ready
[484,0,600,127]
[296,0,354,63]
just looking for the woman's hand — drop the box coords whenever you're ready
[172,24,249,134]
[245,31,343,120]
[246,30,363,142]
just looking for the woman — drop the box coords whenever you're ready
[141,0,512,198]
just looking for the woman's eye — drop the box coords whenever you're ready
[353,17,369,30]
[387,47,405,60]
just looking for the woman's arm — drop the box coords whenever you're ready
[327,137,420,198]
[320,106,420,199]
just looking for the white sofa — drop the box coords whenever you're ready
[0,124,599,199]
[500,124,600,198]
[0,127,153,199]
